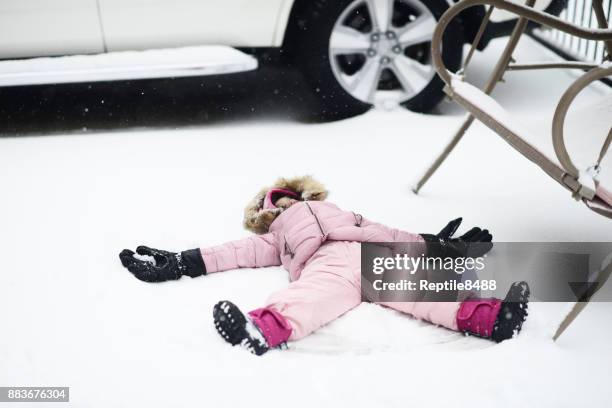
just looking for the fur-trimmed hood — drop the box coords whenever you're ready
[243,175,328,234]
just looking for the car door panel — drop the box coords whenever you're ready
[0,0,104,59]
[99,0,286,51]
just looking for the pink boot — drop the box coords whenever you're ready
[457,281,530,342]
[456,298,502,339]
[248,308,292,347]
[213,301,292,356]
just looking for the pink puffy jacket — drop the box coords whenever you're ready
[200,201,425,281]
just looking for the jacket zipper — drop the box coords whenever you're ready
[283,235,295,258]
[305,202,325,236]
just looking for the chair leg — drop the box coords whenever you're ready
[412,114,475,193]
[413,0,536,194]
[553,259,612,341]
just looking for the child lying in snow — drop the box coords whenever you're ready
[119,176,529,355]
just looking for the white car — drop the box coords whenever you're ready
[0,0,565,120]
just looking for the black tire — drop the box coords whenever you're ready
[284,0,465,121]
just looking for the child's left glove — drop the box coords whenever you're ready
[421,217,493,259]
[119,246,206,283]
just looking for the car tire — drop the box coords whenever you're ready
[285,0,464,121]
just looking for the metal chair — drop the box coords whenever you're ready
[414,0,612,340]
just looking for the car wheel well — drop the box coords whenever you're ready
[282,0,472,53]
[281,0,330,57]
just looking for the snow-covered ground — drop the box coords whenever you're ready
[1,37,611,408]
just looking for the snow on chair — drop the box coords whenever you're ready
[413,0,612,340]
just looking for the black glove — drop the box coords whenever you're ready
[421,217,493,258]
[119,246,206,283]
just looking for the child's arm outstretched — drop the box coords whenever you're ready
[328,217,493,258]
[119,232,280,283]
[200,232,280,274]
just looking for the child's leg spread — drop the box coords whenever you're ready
[379,281,530,341]
[251,243,362,344]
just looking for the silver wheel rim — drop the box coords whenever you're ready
[329,0,437,106]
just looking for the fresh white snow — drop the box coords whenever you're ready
[132,253,156,265]
[0,37,611,408]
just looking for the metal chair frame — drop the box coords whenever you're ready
[414,0,611,203]
[413,0,612,340]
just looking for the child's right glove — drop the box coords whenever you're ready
[119,246,206,283]
[421,217,493,258]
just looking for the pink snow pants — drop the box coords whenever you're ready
[261,241,461,341]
